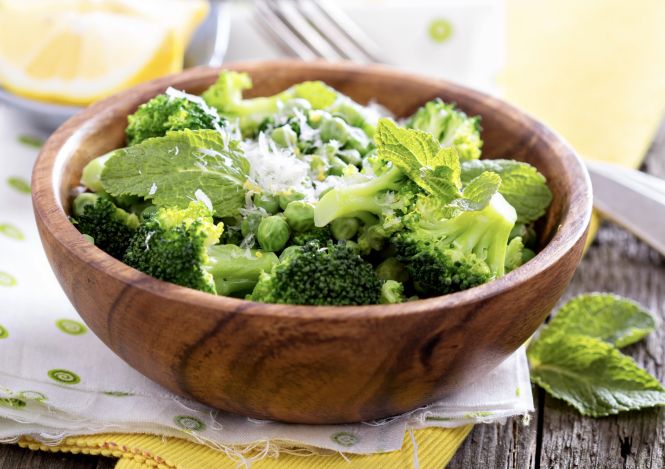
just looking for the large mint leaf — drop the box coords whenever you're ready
[461,159,552,223]
[375,118,461,202]
[528,334,665,417]
[541,294,656,348]
[101,129,249,218]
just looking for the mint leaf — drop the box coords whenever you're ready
[101,129,249,217]
[453,171,501,211]
[528,334,665,417]
[461,159,552,223]
[541,294,656,348]
[376,118,461,202]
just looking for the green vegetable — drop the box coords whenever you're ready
[394,192,516,296]
[375,257,409,283]
[278,190,306,210]
[256,215,290,252]
[240,210,265,238]
[461,159,553,223]
[375,118,462,203]
[380,280,407,304]
[330,217,359,241]
[284,201,315,232]
[251,242,382,305]
[71,193,139,259]
[538,293,656,348]
[328,97,377,137]
[71,72,554,304]
[271,124,298,148]
[529,334,665,417]
[125,93,224,146]
[528,294,664,417]
[320,116,350,145]
[202,71,337,136]
[357,222,389,254]
[123,201,223,293]
[101,129,249,218]
[81,153,112,193]
[313,164,410,227]
[290,226,333,246]
[253,193,280,214]
[504,236,526,273]
[205,244,279,297]
[405,98,482,160]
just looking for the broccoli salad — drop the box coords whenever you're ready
[71,70,552,306]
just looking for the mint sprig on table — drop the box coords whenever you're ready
[528,293,665,417]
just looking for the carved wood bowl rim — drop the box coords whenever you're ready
[32,59,593,320]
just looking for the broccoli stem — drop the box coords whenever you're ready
[313,165,404,227]
[205,244,279,297]
[80,153,112,193]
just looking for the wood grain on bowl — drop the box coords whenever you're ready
[31,60,592,424]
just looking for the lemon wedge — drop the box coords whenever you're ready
[0,0,209,105]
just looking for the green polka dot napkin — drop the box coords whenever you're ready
[0,106,532,454]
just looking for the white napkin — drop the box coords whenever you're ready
[0,106,532,455]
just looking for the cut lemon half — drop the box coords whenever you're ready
[0,0,208,105]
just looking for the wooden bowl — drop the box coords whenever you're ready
[32,60,592,424]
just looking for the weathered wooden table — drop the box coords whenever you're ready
[2,126,663,468]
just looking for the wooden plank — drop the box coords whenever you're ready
[538,121,665,469]
[538,224,665,469]
[0,443,103,469]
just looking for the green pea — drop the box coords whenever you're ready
[240,212,265,237]
[253,193,280,214]
[271,125,298,148]
[284,201,315,232]
[320,117,350,145]
[256,216,290,252]
[278,190,306,210]
[331,217,359,241]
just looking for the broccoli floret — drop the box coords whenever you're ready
[357,222,389,254]
[123,201,223,294]
[375,257,409,283]
[395,193,517,296]
[290,226,333,246]
[380,280,407,304]
[125,93,224,146]
[202,71,337,136]
[405,98,482,160]
[205,244,279,297]
[72,193,139,259]
[250,242,382,305]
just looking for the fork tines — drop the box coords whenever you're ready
[254,0,385,63]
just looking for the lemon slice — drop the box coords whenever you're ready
[0,0,209,105]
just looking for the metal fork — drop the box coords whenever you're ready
[253,0,385,63]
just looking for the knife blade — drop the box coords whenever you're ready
[586,161,665,257]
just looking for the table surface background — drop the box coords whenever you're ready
[1,121,664,468]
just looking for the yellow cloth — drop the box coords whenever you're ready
[18,427,472,468]
[503,0,665,243]
[16,1,665,468]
